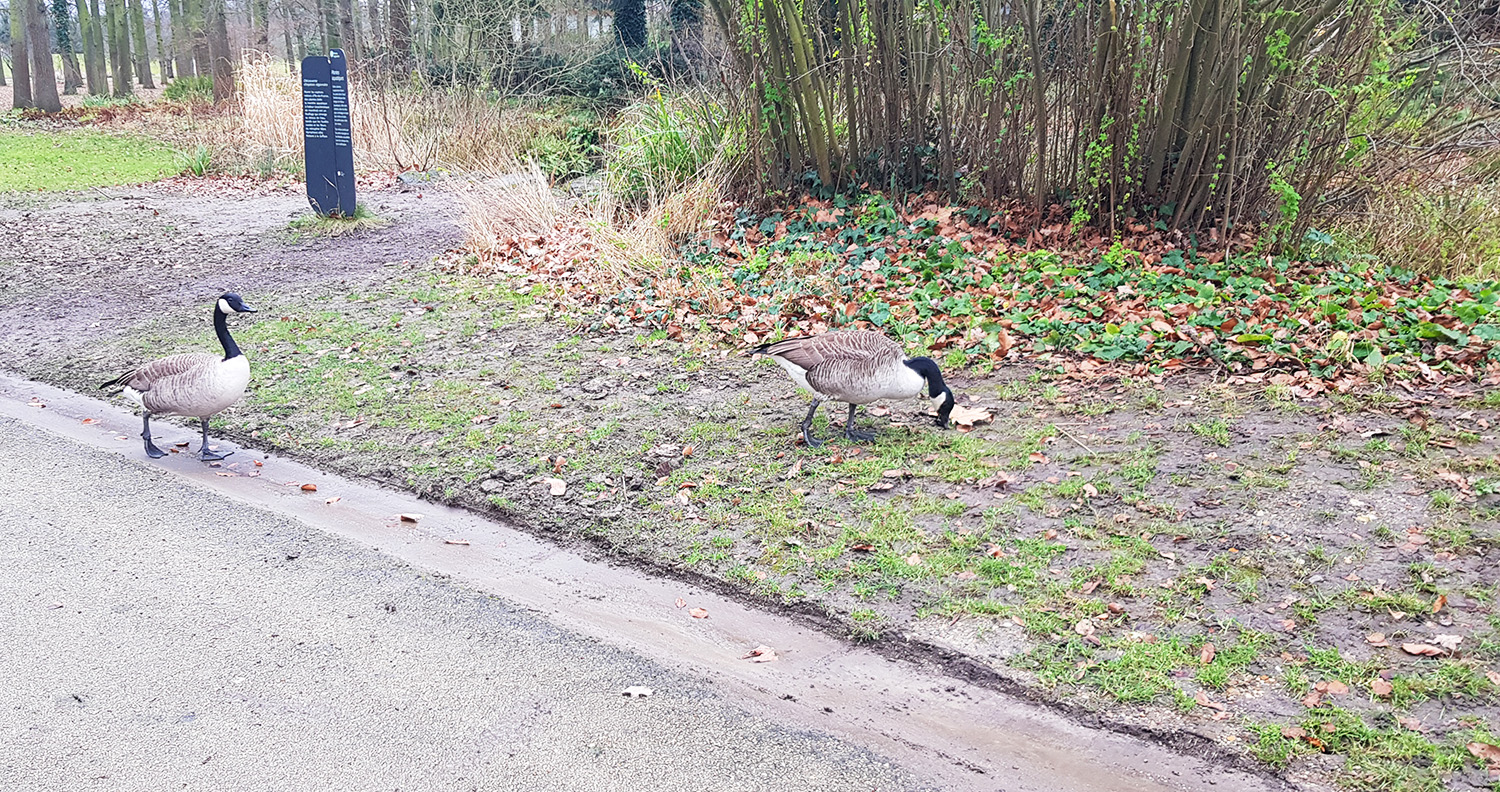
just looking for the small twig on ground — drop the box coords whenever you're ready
[1056,425,1097,455]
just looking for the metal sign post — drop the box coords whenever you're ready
[301,49,356,217]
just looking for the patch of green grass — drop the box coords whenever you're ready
[0,129,177,191]
[848,608,884,642]
[287,204,389,237]
[1294,705,1464,792]
[1189,418,1232,447]
[1389,661,1499,709]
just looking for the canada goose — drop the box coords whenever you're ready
[751,330,955,446]
[103,293,257,461]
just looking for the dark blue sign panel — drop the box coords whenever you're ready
[302,49,355,217]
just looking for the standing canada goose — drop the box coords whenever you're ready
[103,293,257,461]
[750,329,955,446]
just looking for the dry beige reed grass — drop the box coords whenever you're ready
[456,161,564,254]
[1332,151,1500,281]
[455,153,727,305]
[238,55,548,173]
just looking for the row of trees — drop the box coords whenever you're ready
[4,0,667,109]
[4,0,235,109]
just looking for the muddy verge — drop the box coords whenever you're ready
[4,182,1498,792]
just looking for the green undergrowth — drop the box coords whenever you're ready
[0,128,177,191]
[634,194,1500,382]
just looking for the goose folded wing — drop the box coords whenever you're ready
[123,353,219,391]
[763,332,893,370]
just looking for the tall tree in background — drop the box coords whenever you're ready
[128,0,154,87]
[1,47,8,88]
[205,0,232,99]
[76,0,108,94]
[151,0,170,79]
[366,0,380,55]
[319,0,339,50]
[186,0,210,77]
[52,0,84,93]
[169,0,191,76]
[24,0,63,111]
[105,0,134,95]
[279,0,297,62]
[613,0,645,48]
[336,0,354,55]
[10,2,33,108]
[388,0,409,66]
[250,0,268,51]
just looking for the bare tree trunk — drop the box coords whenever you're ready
[151,0,171,79]
[205,0,233,100]
[250,0,269,51]
[367,0,380,54]
[0,51,8,87]
[129,0,155,87]
[10,4,33,108]
[77,0,108,93]
[387,0,408,66]
[169,0,192,76]
[351,0,364,58]
[182,0,211,77]
[52,0,85,94]
[25,0,64,111]
[281,0,297,62]
[1019,0,1047,216]
[294,0,310,60]
[106,0,135,96]
[322,0,341,49]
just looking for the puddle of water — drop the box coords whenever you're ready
[0,371,1291,792]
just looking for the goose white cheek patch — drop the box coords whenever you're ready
[217,298,232,314]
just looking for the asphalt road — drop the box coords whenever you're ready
[0,417,925,791]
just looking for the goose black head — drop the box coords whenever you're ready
[217,293,257,314]
[904,357,956,429]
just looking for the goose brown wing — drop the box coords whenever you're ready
[800,332,905,400]
[121,353,219,392]
[761,330,898,370]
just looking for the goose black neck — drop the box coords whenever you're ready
[214,306,242,361]
[903,357,948,398]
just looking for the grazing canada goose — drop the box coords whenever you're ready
[103,293,257,461]
[751,329,955,446]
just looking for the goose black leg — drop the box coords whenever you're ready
[198,417,232,461]
[141,414,167,459]
[799,398,824,447]
[843,403,876,442]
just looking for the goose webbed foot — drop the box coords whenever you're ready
[197,417,232,462]
[842,404,876,443]
[142,414,167,459]
[799,397,824,448]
